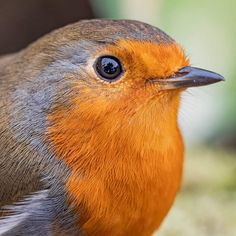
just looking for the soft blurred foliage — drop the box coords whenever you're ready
[90,0,236,235]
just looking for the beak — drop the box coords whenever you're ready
[151,66,224,90]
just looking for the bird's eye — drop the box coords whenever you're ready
[95,56,123,82]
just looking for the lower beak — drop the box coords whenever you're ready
[151,66,224,90]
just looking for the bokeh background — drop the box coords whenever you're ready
[0,0,235,235]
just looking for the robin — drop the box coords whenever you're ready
[0,19,223,236]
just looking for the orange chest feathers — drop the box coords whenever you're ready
[47,101,184,236]
[67,149,183,236]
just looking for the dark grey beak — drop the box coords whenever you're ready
[151,66,224,90]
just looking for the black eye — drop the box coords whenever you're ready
[95,56,123,82]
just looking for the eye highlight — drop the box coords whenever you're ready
[95,56,123,82]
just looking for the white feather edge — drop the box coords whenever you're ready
[0,189,49,235]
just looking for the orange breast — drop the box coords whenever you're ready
[47,93,184,236]
[67,146,183,236]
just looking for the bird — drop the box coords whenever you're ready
[0,19,224,236]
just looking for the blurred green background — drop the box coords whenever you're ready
[0,0,235,235]
[90,0,236,235]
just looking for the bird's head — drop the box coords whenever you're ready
[14,19,223,165]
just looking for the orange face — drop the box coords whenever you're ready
[69,40,189,129]
[47,40,189,166]
[80,39,188,106]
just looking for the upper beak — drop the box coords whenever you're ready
[151,66,224,90]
